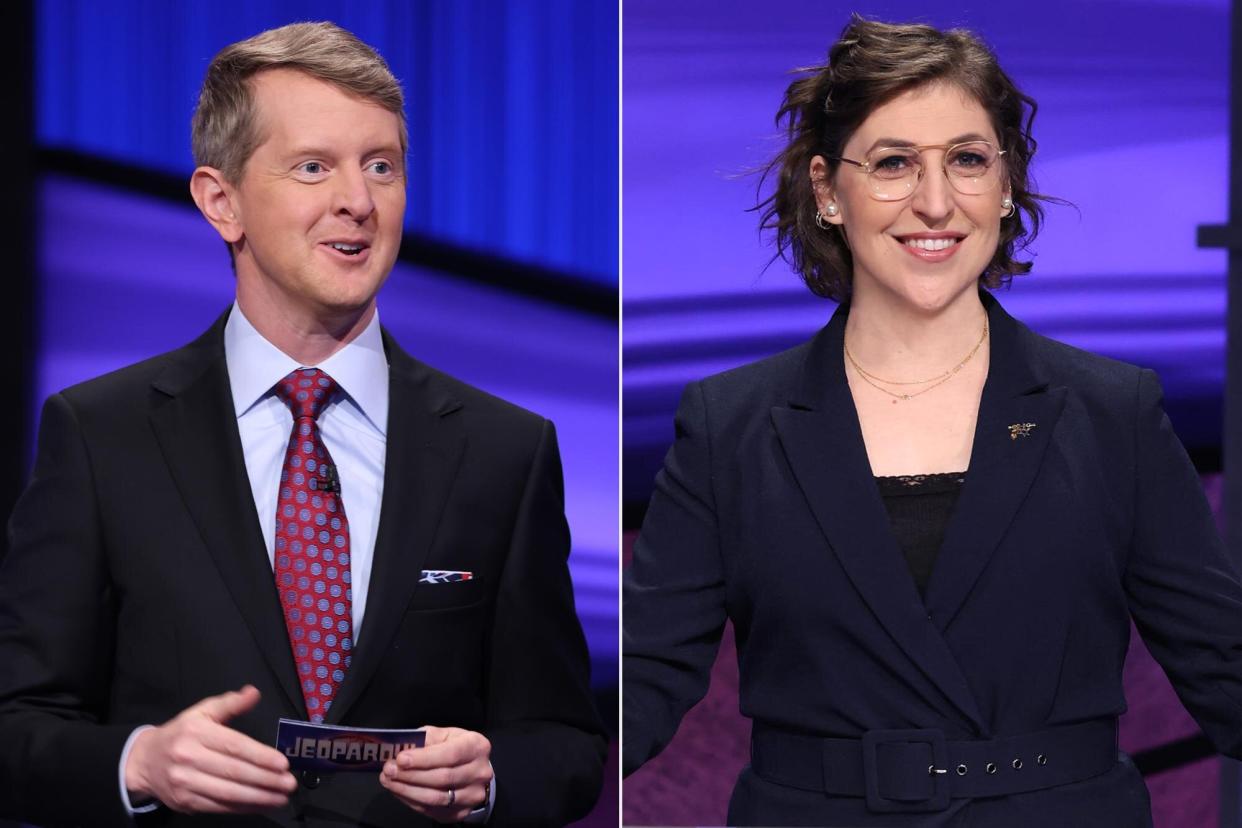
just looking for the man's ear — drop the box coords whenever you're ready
[808,155,843,225]
[189,167,243,244]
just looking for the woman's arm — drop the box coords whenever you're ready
[1125,369,1242,759]
[623,381,730,775]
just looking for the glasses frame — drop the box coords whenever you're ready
[830,140,1008,201]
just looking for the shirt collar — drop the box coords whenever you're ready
[223,301,390,436]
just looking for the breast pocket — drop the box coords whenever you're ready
[405,574,488,612]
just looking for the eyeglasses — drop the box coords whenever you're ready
[830,140,1007,201]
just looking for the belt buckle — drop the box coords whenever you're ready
[859,728,951,813]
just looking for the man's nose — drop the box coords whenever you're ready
[333,168,376,221]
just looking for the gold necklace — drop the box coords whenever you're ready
[845,320,988,402]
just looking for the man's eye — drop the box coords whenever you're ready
[301,162,324,174]
[369,161,392,175]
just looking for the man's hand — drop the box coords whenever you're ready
[124,685,298,814]
[380,726,493,823]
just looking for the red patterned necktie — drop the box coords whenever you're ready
[272,368,353,723]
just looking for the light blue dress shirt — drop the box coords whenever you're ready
[226,301,389,639]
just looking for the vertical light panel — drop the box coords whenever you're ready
[36,0,618,284]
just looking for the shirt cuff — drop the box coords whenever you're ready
[463,762,495,824]
[119,725,161,815]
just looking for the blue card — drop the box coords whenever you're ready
[275,718,426,773]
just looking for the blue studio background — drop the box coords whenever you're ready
[34,2,617,676]
[32,0,618,668]
[37,0,618,283]
[27,6,619,824]
[22,10,621,825]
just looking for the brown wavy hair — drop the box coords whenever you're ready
[757,15,1057,301]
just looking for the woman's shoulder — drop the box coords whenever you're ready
[1017,322,1152,402]
[692,339,814,408]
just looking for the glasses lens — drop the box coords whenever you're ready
[866,148,919,200]
[946,142,1001,195]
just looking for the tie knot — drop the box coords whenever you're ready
[274,368,340,420]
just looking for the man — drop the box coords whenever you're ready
[0,22,605,827]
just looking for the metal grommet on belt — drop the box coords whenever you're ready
[749,718,1119,814]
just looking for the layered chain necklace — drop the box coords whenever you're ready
[844,319,989,403]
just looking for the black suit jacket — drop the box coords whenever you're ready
[0,310,605,827]
[623,292,1242,826]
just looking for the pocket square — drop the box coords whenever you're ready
[419,570,474,584]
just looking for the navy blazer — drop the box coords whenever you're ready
[623,292,1242,826]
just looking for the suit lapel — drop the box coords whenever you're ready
[923,296,1066,632]
[771,306,984,730]
[326,334,466,724]
[148,312,305,716]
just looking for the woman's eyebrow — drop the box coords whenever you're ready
[863,132,992,153]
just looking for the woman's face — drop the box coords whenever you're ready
[811,83,1010,315]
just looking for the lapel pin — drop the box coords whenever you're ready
[1008,422,1036,440]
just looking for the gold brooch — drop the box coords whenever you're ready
[1008,422,1036,440]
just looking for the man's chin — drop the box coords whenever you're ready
[314,296,378,324]
[307,272,385,312]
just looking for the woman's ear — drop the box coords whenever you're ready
[809,155,843,225]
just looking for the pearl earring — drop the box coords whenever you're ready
[825,203,839,216]
[1001,196,1014,217]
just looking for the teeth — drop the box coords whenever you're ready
[904,237,959,251]
[330,243,363,253]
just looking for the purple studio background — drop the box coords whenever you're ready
[622,1,1236,825]
[624,0,1229,505]
[36,178,618,685]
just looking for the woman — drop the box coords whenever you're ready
[622,16,1242,827]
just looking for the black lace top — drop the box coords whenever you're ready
[874,471,967,599]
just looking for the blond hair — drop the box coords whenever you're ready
[191,21,407,183]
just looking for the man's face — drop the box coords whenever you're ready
[229,68,406,320]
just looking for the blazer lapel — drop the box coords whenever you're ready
[771,305,984,731]
[326,333,466,724]
[148,312,306,716]
[923,295,1067,632]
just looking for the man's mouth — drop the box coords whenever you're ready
[320,241,372,262]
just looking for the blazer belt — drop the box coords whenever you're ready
[750,719,1119,814]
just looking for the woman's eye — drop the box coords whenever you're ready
[874,154,912,171]
[951,152,987,169]
[871,154,916,177]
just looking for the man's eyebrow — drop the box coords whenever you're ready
[283,146,332,159]
[282,144,404,160]
[863,132,992,153]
